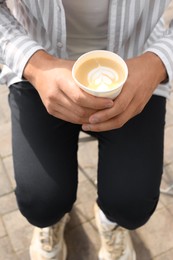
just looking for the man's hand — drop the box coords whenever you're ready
[23,50,114,124]
[82,52,167,132]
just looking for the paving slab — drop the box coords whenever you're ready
[3,155,16,189]
[0,192,18,215]
[2,210,33,253]
[0,217,6,238]
[154,249,173,260]
[132,207,173,258]
[0,236,18,260]
[0,85,10,124]
[0,122,12,158]
[0,158,13,196]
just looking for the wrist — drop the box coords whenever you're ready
[23,50,74,86]
[23,50,57,84]
[143,52,168,84]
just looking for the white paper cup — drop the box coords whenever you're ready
[72,50,128,99]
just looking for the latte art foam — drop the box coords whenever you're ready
[74,57,125,92]
[88,66,119,91]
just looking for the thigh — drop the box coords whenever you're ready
[97,95,166,207]
[8,82,81,201]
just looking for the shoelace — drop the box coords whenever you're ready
[101,225,126,259]
[40,223,62,252]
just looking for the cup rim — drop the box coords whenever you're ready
[72,50,128,94]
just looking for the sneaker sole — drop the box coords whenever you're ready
[30,240,67,260]
[98,249,136,260]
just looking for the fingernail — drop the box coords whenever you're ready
[82,125,91,131]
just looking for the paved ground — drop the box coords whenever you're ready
[1,2,173,260]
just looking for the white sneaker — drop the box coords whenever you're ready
[29,214,70,260]
[94,203,136,260]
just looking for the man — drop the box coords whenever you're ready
[0,1,173,259]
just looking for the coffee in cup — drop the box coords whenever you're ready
[72,50,128,99]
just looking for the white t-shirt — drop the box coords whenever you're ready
[62,0,109,60]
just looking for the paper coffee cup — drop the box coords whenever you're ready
[72,50,128,99]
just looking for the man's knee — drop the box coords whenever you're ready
[98,195,159,230]
[15,186,76,228]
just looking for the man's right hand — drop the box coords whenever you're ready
[23,50,113,124]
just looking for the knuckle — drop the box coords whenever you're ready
[78,109,87,118]
[74,117,84,125]
[115,117,125,129]
[46,104,54,115]
[45,94,54,106]
[71,112,84,124]
[45,98,55,115]
[47,90,55,101]
[135,95,146,113]
[136,102,145,115]
[117,100,126,112]
[136,107,143,115]
[74,108,87,119]
[73,93,82,104]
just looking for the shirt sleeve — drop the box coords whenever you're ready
[144,17,173,84]
[0,1,44,79]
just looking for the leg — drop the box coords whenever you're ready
[94,95,166,260]
[97,95,166,229]
[8,82,81,228]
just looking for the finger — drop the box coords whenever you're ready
[46,91,91,124]
[54,90,97,120]
[88,84,133,124]
[60,80,114,110]
[50,105,90,124]
[82,97,139,132]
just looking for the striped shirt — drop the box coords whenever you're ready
[0,0,173,98]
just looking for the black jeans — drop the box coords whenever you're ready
[9,82,166,229]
